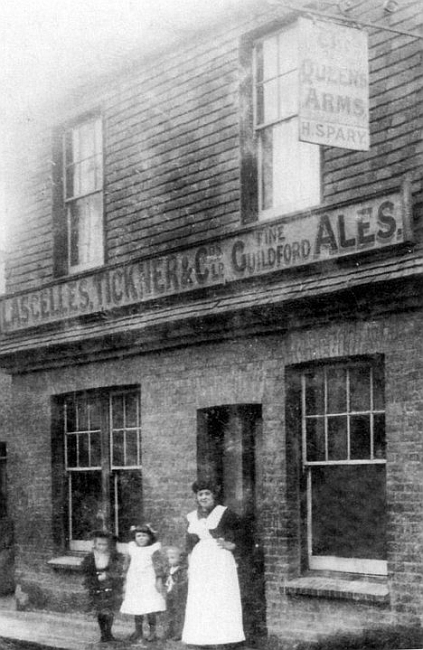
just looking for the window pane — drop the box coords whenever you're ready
[72,127,81,162]
[271,119,299,211]
[66,119,102,200]
[327,415,347,460]
[125,393,139,428]
[260,128,273,211]
[68,193,103,268]
[255,42,263,84]
[349,366,370,412]
[374,414,386,459]
[262,36,278,80]
[79,121,96,159]
[78,158,97,195]
[278,71,298,119]
[76,397,88,431]
[66,434,77,468]
[125,431,139,466]
[72,153,102,197]
[112,430,124,467]
[305,368,324,415]
[90,431,102,467]
[373,365,385,411]
[65,399,76,432]
[327,368,347,413]
[263,79,279,123]
[66,164,76,199]
[350,414,371,460]
[65,130,74,167]
[270,119,320,214]
[79,432,90,467]
[89,398,101,431]
[70,471,103,540]
[112,470,143,541]
[112,394,124,429]
[256,84,264,125]
[306,418,325,462]
[278,28,297,75]
[311,465,386,560]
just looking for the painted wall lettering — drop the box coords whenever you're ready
[0,189,411,333]
[298,17,369,151]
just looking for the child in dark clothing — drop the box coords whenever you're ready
[164,546,188,641]
[82,530,124,643]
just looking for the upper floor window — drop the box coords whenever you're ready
[254,25,321,219]
[63,116,104,273]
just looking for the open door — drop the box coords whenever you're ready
[197,405,266,643]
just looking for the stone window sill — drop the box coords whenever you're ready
[285,574,389,604]
[47,555,85,572]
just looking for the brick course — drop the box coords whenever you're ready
[3,310,422,641]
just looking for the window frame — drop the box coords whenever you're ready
[251,23,322,221]
[300,360,387,576]
[53,110,105,277]
[60,386,142,552]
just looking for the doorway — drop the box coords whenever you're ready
[197,404,266,643]
[0,442,14,595]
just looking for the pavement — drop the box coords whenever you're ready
[0,596,182,650]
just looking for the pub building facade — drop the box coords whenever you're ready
[1,0,423,644]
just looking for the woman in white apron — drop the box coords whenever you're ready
[182,479,245,647]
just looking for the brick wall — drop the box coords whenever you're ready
[6,307,423,642]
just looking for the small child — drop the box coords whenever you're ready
[81,530,124,643]
[164,546,188,641]
[120,523,167,643]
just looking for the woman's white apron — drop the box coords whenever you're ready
[182,505,245,645]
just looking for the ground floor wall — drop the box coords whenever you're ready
[6,308,423,644]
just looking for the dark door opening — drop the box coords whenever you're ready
[0,442,14,595]
[197,405,266,643]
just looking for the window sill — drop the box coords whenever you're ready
[47,555,85,572]
[285,574,389,604]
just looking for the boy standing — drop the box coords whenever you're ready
[82,530,124,643]
[164,546,188,641]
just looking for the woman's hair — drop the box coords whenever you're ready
[191,478,221,496]
[130,523,157,544]
[90,529,114,541]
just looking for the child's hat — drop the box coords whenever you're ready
[130,522,157,541]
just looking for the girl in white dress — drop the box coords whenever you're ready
[120,524,166,642]
[182,479,246,647]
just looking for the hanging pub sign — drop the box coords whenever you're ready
[298,17,369,151]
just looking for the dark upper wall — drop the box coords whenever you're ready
[5,0,423,293]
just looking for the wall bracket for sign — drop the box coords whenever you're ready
[266,0,423,41]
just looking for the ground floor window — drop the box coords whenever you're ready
[297,359,387,575]
[58,387,142,550]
